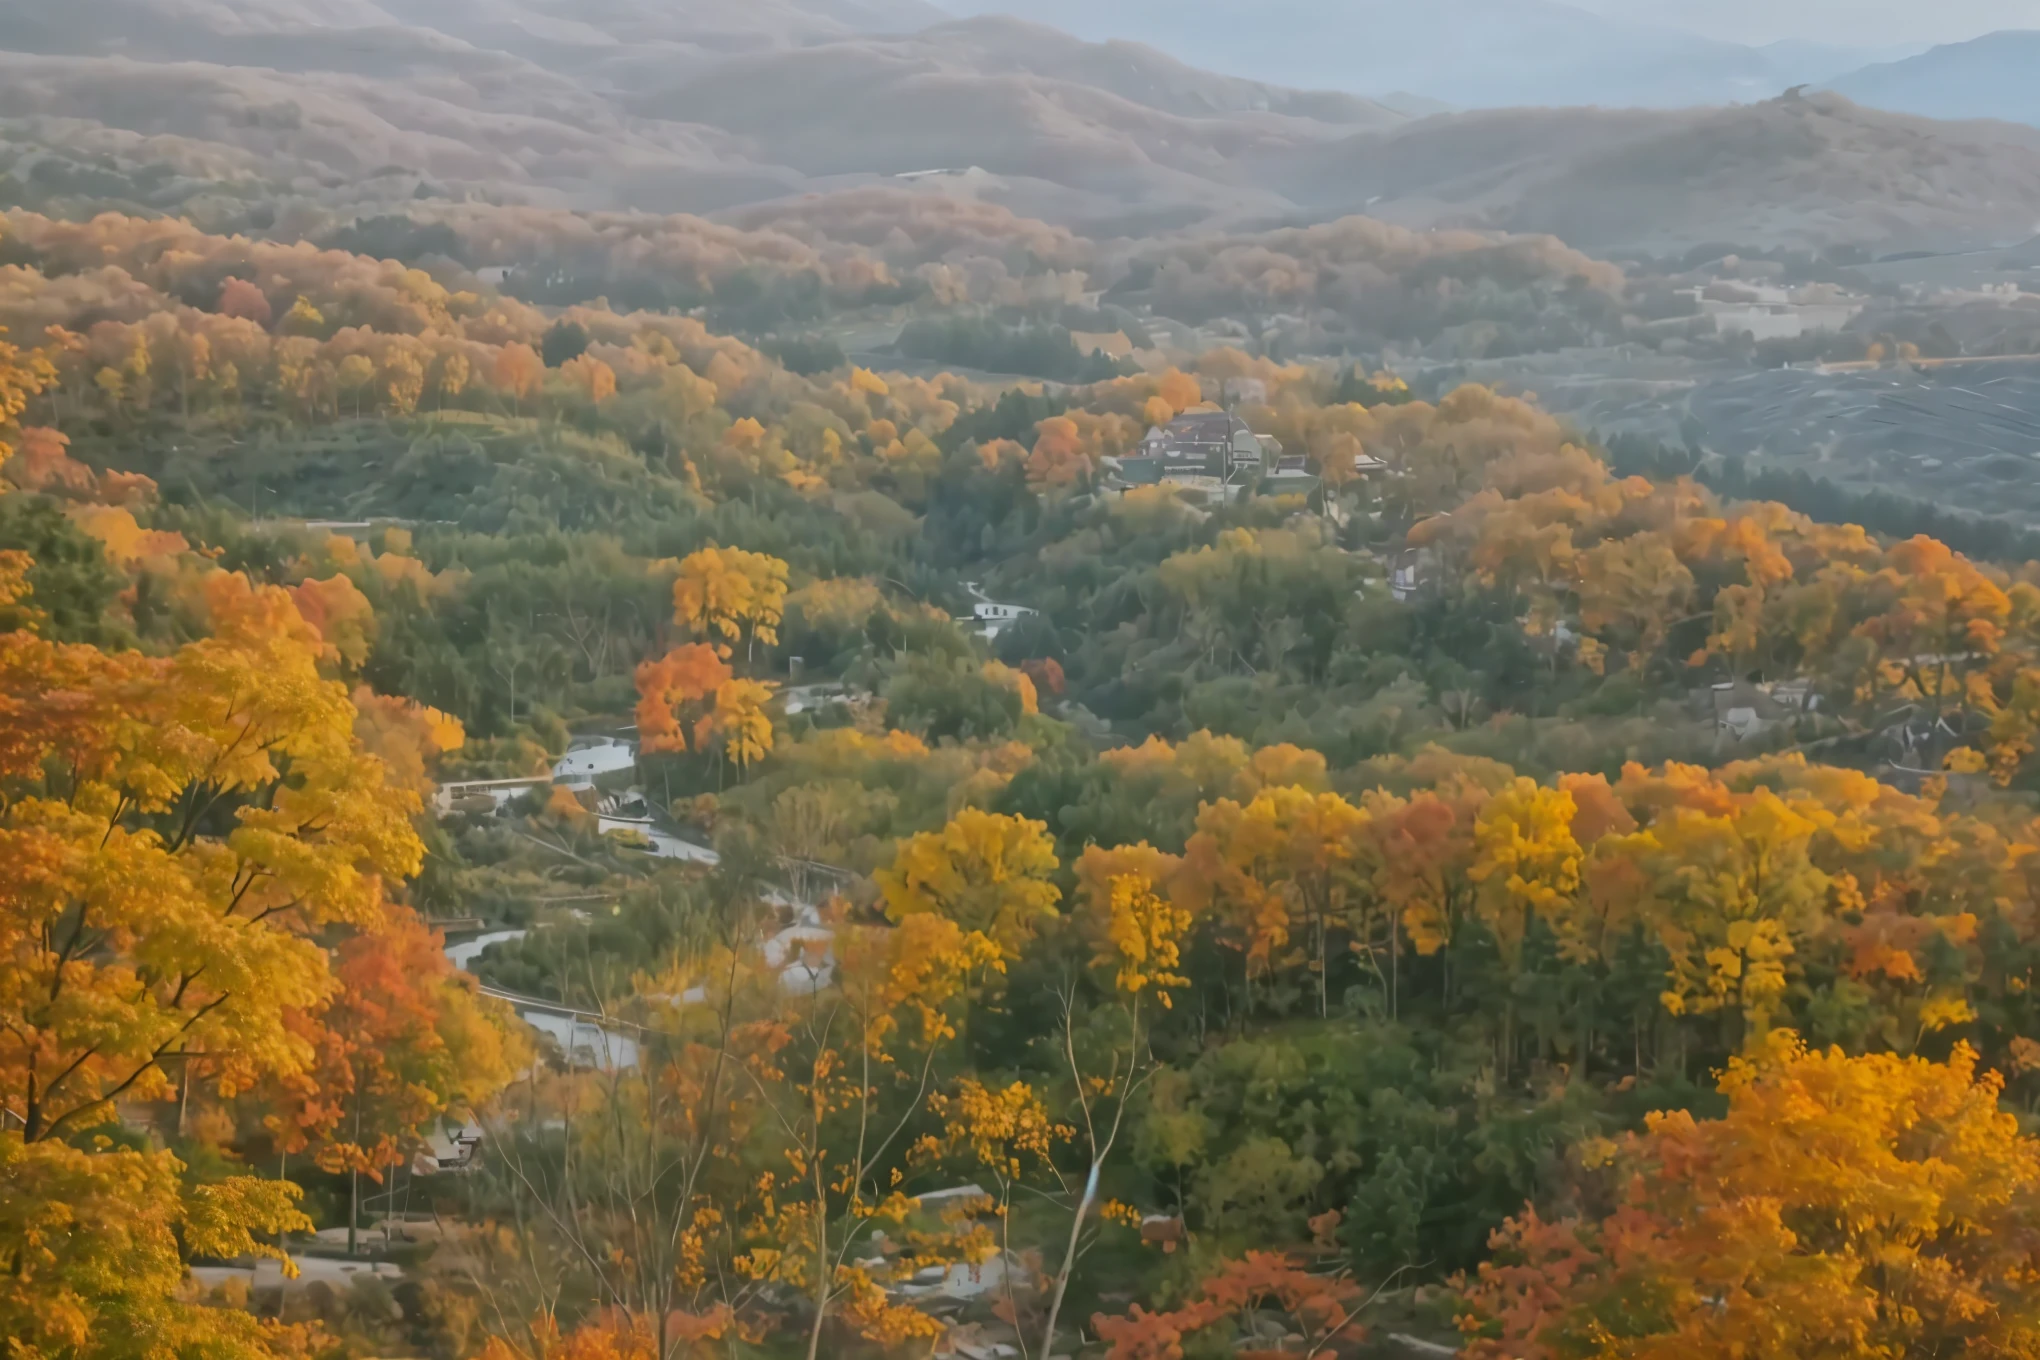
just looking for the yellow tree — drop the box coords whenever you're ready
[697,678,777,781]
[279,294,326,338]
[1074,844,1191,1003]
[1183,787,1371,1016]
[1575,532,1696,672]
[1461,1037,2040,1360]
[1,568,425,1142]
[337,352,375,418]
[1038,844,1200,1360]
[1469,779,1584,971]
[0,562,431,1355]
[0,1136,314,1359]
[1469,778,1594,1079]
[672,546,790,662]
[380,344,426,416]
[432,347,471,410]
[0,318,55,477]
[739,911,1001,1360]
[1614,769,1835,1045]
[921,1077,1071,1344]
[876,810,1061,962]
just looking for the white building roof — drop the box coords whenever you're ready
[553,738,638,783]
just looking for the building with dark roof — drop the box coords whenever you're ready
[1109,410,1276,501]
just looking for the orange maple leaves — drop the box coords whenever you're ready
[1094,1252,1367,1360]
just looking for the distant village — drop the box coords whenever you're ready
[1103,405,1384,505]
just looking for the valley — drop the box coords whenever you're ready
[9,5,2040,1360]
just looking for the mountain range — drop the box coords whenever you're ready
[1826,31,2040,130]
[932,0,1926,111]
[3,0,2040,255]
[942,1,2040,134]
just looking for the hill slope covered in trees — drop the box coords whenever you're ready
[10,200,2040,1357]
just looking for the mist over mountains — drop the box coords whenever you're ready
[937,0,2040,133]
[1,0,2039,254]
[1826,32,2040,130]
[931,0,1923,110]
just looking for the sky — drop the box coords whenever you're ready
[1569,0,2040,48]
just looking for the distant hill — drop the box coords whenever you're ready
[0,5,1402,229]
[934,0,1907,110]
[1827,31,2040,129]
[1,0,2038,252]
[624,18,1403,228]
[875,17,1401,125]
[0,0,954,86]
[1264,92,2040,253]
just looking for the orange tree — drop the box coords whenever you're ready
[0,561,436,1355]
[1183,788,1372,1017]
[1458,1035,2040,1359]
[1093,1252,1368,1360]
[271,913,523,1254]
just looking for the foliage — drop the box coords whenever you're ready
[1460,1037,2040,1359]
[897,316,1132,383]
[878,809,1061,961]
[21,197,2040,1360]
[0,547,517,1357]
[0,1135,314,1360]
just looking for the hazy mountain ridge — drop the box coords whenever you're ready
[1826,31,2040,130]
[1,0,2039,251]
[0,3,1400,228]
[1270,91,2040,252]
[932,0,1908,110]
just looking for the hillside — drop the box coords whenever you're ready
[1828,31,2040,130]
[0,6,1395,229]
[1268,91,2040,251]
[936,0,1893,109]
[18,7,2040,1360]
[16,185,2040,1360]
[862,16,1400,125]
[0,0,952,82]
[627,19,1402,227]
[1,2,2039,249]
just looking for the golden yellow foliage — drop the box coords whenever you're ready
[672,545,790,659]
[878,809,1061,960]
[1464,1038,2040,1360]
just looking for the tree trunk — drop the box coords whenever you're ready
[348,1084,362,1256]
[1041,1161,1101,1360]
[1502,1000,1515,1086]
[1390,916,1400,1022]
[1576,1000,1592,1085]
[1316,907,1328,1019]
[805,1222,829,1360]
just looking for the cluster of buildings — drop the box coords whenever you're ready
[1677,281,1866,343]
[1105,409,1383,504]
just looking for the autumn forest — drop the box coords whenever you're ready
[11,163,2040,1360]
